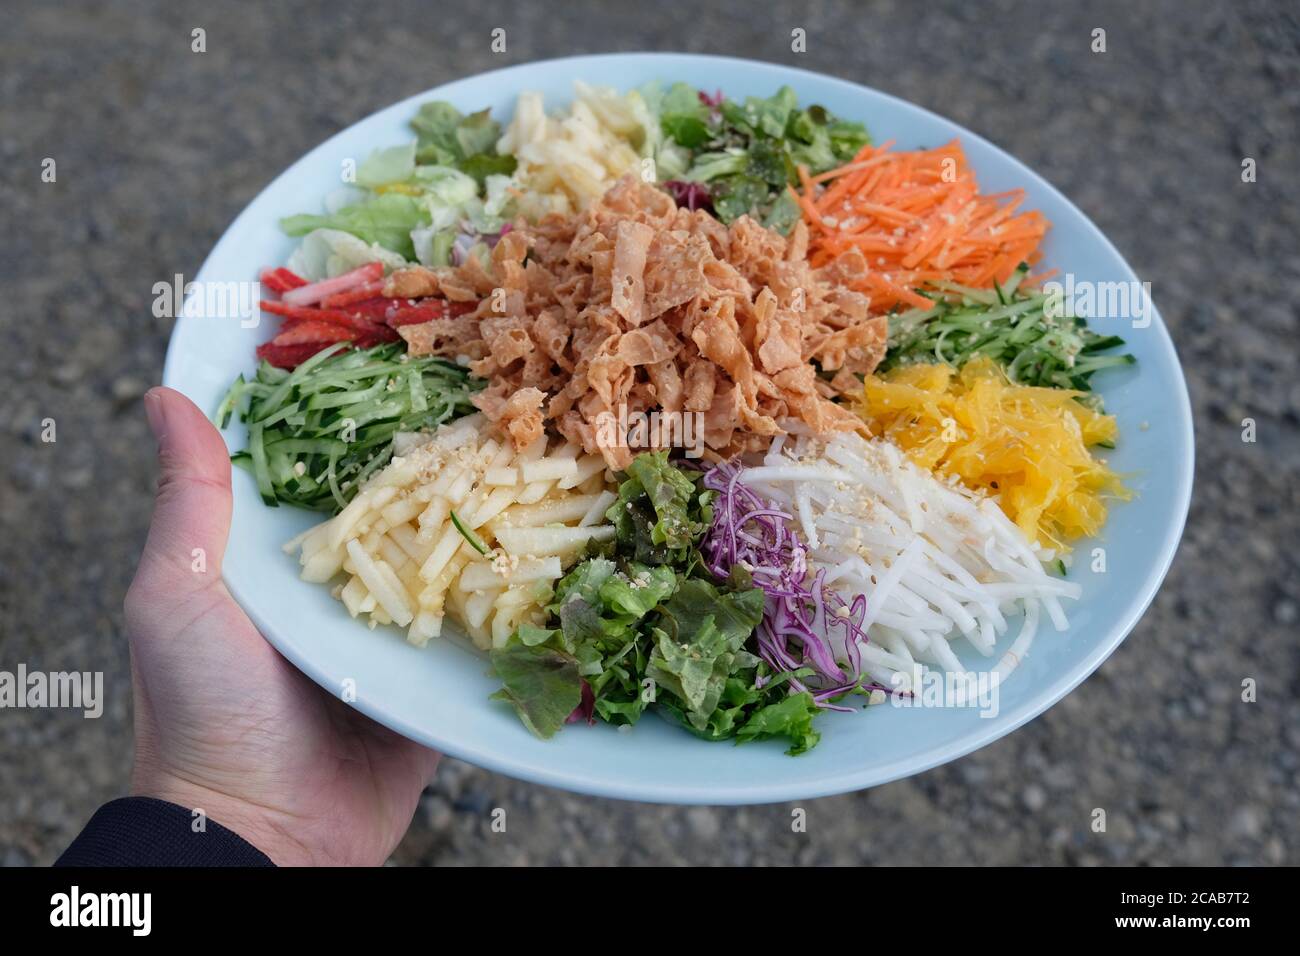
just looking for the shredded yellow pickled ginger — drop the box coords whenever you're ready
[856,357,1129,549]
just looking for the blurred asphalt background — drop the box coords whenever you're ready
[1,0,1297,866]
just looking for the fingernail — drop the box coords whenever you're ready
[144,388,167,444]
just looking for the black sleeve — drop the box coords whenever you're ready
[55,797,275,867]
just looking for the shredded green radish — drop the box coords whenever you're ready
[449,509,489,555]
[218,343,481,512]
[882,264,1135,406]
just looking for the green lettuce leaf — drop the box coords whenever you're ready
[712,175,770,224]
[356,142,417,189]
[410,165,479,208]
[736,691,821,755]
[720,86,798,139]
[410,100,507,168]
[284,228,408,280]
[281,193,429,259]
[410,101,464,165]
[554,555,619,607]
[827,118,871,164]
[645,578,764,728]
[455,108,503,158]
[762,189,802,234]
[544,556,663,691]
[459,152,518,187]
[488,643,583,739]
[654,82,707,147]
[607,451,712,563]
[684,150,748,183]
[599,564,677,617]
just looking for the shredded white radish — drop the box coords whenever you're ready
[742,432,1080,694]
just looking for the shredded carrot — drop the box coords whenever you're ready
[795,140,1051,313]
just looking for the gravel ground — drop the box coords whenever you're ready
[1,0,1296,866]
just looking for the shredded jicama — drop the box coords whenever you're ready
[740,429,1081,694]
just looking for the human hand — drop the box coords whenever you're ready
[124,387,440,866]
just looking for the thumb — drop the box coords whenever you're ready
[136,386,234,593]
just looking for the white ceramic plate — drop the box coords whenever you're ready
[163,53,1193,804]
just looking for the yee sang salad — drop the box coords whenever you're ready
[219,82,1136,754]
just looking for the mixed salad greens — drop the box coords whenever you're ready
[281,102,517,269]
[489,453,823,755]
[651,83,870,232]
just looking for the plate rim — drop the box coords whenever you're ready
[163,51,1195,804]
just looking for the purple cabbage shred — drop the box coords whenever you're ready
[662,180,714,214]
[702,461,890,709]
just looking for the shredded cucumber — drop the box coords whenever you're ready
[882,264,1135,405]
[449,510,489,555]
[218,343,481,512]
